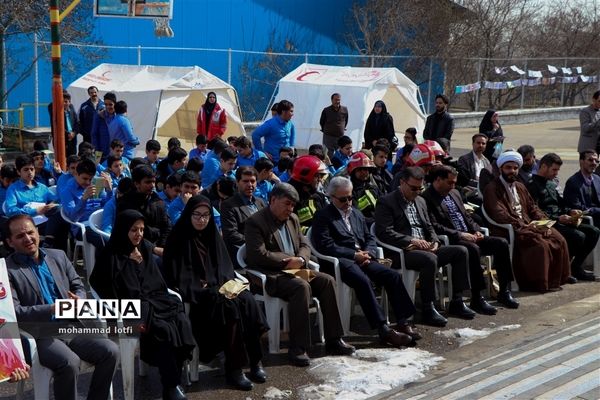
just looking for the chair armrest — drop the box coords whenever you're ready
[308,261,320,272]
[167,288,182,302]
[235,271,249,284]
[479,227,489,236]
[376,247,384,259]
[582,216,594,226]
[245,268,267,287]
[439,235,449,245]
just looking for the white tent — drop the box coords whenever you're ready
[68,63,244,156]
[269,63,427,151]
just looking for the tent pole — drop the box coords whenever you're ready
[152,90,164,142]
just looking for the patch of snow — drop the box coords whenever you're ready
[263,386,293,399]
[298,348,444,400]
[435,324,521,346]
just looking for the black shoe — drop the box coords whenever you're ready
[448,299,476,319]
[226,369,253,391]
[394,323,423,340]
[379,325,416,348]
[566,276,578,284]
[470,296,497,315]
[421,304,448,327]
[288,347,310,367]
[162,385,187,400]
[325,338,356,356]
[497,290,519,309]
[572,270,596,281]
[247,363,267,383]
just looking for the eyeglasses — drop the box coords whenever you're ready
[191,212,211,221]
[332,195,353,203]
[403,182,423,192]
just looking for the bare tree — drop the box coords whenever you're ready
[0,0,105,108]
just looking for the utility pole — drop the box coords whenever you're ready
[49,0,81,169]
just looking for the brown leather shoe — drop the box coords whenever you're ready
[394,324,422,341]
[379,326,416,348]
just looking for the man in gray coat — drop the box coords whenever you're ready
[5,214,119,400]
[577,90,600,153]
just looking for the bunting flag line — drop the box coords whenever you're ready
[576,66,582,74]
[494,67,509,75]
[455,74,598,94]
[548,65,558,74]
[561,67,572,75]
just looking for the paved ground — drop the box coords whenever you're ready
[378,301,600,400]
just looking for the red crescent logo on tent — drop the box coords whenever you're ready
[0,283,6,299]
[296,71,320,81]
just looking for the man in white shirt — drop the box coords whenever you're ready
[458,133,492,189]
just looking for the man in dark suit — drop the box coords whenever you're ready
[529,153,598,281]
[312,176,420,347]
[457,133,492,190]
[374,167,474,327]
[245,183,354,366]
[422,165,518,310]
[564,150,600,227]
[221,166,266,264]
[4,214,119,400]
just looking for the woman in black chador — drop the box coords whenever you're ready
[163,195,269,391]
[91,209,195,400]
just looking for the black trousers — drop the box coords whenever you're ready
[454,236,514,292]
[554,223,600,272]
[338,259,415,329]
[402,245,470,304]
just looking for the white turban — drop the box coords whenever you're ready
[496,151,523,168]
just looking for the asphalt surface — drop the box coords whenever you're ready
[2,118,599,400]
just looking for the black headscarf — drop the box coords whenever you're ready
[90,209,168,300]
[479,109,497,133]
[202,91,217,133]
[364,100,395,148]
[163,195,235,302]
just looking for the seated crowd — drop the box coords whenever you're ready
[1,97,598,400]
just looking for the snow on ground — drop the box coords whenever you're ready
[297,348,444,400]
[435,324,521,347]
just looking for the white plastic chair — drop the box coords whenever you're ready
[48,185,57,196]
[481,204,518,291]
[60,207,95,283]
[236,244,324,354]
[89,209,110,244]
[306,227,389,334]
[370,224,420,302]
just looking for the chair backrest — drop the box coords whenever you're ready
[48,185,57,196]
[60,206,85,233]
[481,204,514,261]
[236,244,247,269]
[1,200,7,215]
[89,209,110,241]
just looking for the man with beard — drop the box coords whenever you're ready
[516,145,538,185]
[483,151,573,292]
[564,150,600,227]
[423,94,454,151]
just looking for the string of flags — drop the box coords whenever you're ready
[455,65,599,94]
